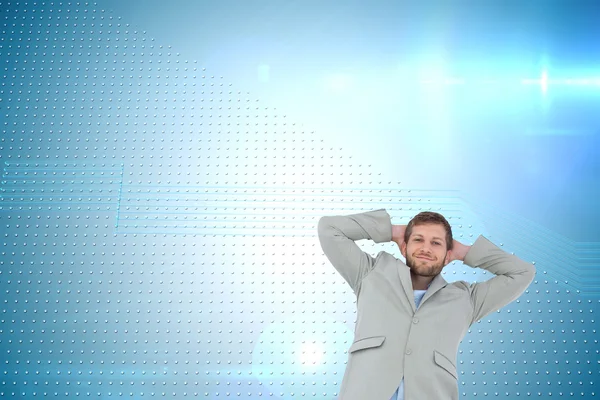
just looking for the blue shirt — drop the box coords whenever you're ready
[389,289,427,400]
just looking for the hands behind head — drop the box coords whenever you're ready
[448,239,470,262]
[391,225,407,248]
[391,224,470,263]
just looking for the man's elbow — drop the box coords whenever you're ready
[317,216,335,237]
[523,262,536,286]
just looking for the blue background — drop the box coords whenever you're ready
[1,0,599,398]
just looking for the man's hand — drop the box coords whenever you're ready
[392,224,471,262]
[449,239,470,262]
[391,224,406,248]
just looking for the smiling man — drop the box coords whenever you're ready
[317,209,536,400]
[398,211,460,290]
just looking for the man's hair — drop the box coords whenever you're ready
[404,211,454,251]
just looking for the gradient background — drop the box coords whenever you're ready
[1,1,599,398]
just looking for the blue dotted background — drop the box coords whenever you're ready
[1,1,599,399]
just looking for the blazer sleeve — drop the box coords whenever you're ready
[317,209,393,293]
[463,235,536,324]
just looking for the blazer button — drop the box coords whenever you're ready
[406,349,412,355]
[412,317,419,324]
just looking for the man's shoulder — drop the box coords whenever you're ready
[444,279,475,292]
[372,250,403,267]
[361,250,403,277]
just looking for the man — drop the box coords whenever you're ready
[317,209,536,400]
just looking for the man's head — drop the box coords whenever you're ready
[400,211,454,278]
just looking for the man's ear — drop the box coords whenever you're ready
[400,242,407,258]
[444,250,453,265]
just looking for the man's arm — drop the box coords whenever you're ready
[317,209,393,293]
[456,236,536,324]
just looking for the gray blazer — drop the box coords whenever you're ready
[317,209,536,400]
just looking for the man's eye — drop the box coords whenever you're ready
[433,242,441,246]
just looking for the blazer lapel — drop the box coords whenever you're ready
[396,260,417,313]
[419,273,448,307]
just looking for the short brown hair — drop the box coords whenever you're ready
[404,211,453,251]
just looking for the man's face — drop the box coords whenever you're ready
[401,223,451,277]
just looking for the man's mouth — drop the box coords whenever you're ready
[415,255,434,261]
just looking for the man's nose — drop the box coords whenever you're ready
[419,244,432,254]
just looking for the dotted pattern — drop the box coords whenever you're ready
[1,1,599,399]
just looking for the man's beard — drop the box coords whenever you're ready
[406,253,446,277]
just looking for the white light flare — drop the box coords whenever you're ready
[540,69,549,95]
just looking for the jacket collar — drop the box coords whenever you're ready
[398,261,448,313]
[419,273,448,308]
